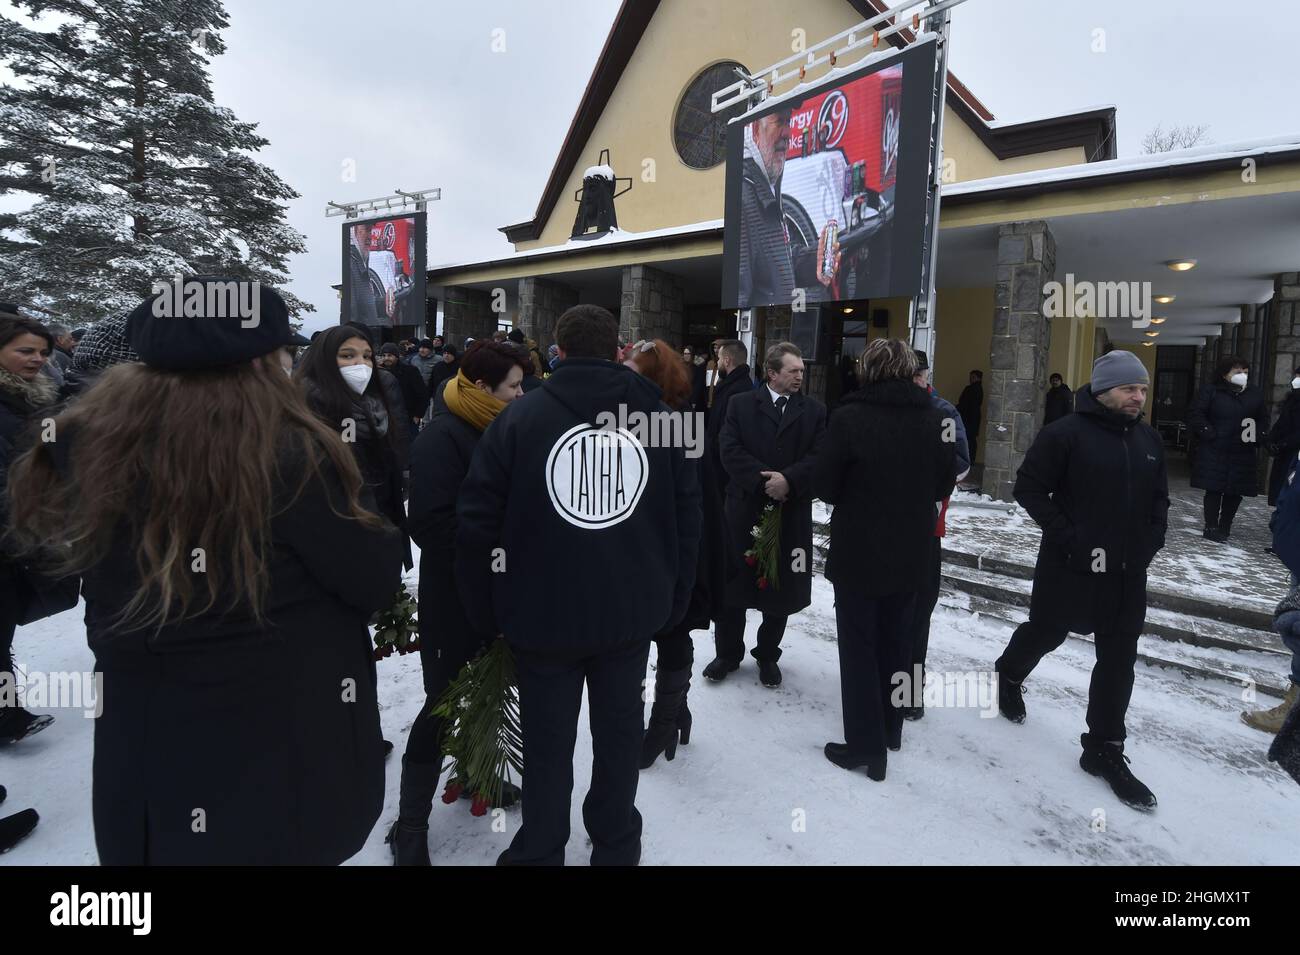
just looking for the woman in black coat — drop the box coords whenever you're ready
[623,339,724,769]
[5,285,403,864]
[1188,355,1268,540]
[388,340,529,865]
[1267,370,1300,507]
[0,314,60,744]
[813,339,955,782]
[298,326,411,569]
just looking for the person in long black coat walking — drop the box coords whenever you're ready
[708,341,826,688]
[388,340,530,865]
[0,312,60,744]
[1267,369,1300,507]
[6,281,404,864]
[994,351,1169,812]
[1189,355,1267,540]
[813,339,955,781]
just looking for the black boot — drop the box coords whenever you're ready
[702,657,739,682]
[903,665,925,721]
[0,708,54,744]
[639,664,693,769]
[0,808,38,854]
[996,669,1027,724]
[1079,735,1157,811]
[824,742,887,781]
[389,756,441,866]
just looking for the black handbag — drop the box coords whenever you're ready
[11,561,81,626]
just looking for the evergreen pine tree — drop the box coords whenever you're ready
[0,0,312,323]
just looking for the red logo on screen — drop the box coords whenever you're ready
[882,101,900,179]
[817,91,849,149]
[376,222,396,251]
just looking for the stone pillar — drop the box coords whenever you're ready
[1268,272,1300,411]
[982,221,1056,502]
[620,264,685,346]
[442,286,497,346]
[517,277,577,354]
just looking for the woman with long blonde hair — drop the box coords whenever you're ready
[6,280,402,865]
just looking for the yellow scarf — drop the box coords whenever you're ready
[444,369,506,432]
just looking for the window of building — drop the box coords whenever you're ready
[673,62,748,170]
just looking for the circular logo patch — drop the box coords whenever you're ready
[545,424,648,529]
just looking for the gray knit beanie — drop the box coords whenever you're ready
[1090,350,1148,394]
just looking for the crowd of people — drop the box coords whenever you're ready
[1,281,1297,863]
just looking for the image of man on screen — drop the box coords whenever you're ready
[738,109,840,309]
[348,222,381,325]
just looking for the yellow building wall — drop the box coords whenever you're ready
[1047,316,1080,388]
[514,0,1095,254]
[933,286,993,462]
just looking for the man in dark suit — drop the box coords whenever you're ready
[707,341,826,688]
[957,369,984,464]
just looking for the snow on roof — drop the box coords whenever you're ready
[583,164,615,180]
[943,134,1300,197]
[429,218,724,273]
[984,104,1115,129]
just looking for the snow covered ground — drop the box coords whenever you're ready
[4,553,1297,866]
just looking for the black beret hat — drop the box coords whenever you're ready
[127,276,300,371]
[507,327,525,344]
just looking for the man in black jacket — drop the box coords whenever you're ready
[956,370,983,464]
[706,341,826,688]
[1044,373,1073,425]
[457,304,701,866]
[378,343,429,442]
[995,350,1168,811]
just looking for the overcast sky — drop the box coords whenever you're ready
[5,1,1300,330]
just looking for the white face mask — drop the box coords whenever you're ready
[1230,372,1248,388]
[339,363,372,395]
[1291,377,1300,390]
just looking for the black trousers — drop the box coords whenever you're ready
[403,625,481,764]
[997,619,1140,742]
[1203,491,1243,530]
[832,585,917,756]
[909,536,943,674]
[504,638,650,866]
[653,627,694,672]
[714,606,787,663]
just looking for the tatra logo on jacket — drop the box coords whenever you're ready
[546,423,648,529]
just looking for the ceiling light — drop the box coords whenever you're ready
[1150,317,1166,325]
[1141,341,1155,347]
[1144,330,1159,337]
[1166,260,1197,271]
[1154,295,1175,304]
[842,307,854,314]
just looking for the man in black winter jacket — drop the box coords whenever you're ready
[456,304,702,866]
[378,343,429,442]
[1044,373,1073,424]
[994,350,1169,812]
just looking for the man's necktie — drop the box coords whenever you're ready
[775,396,788,415]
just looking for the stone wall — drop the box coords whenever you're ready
[982,221,1056,502]
[620,264,684,346]
[1269,273,1300,409]
[441,286,497,347]
[517,277,578,354]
